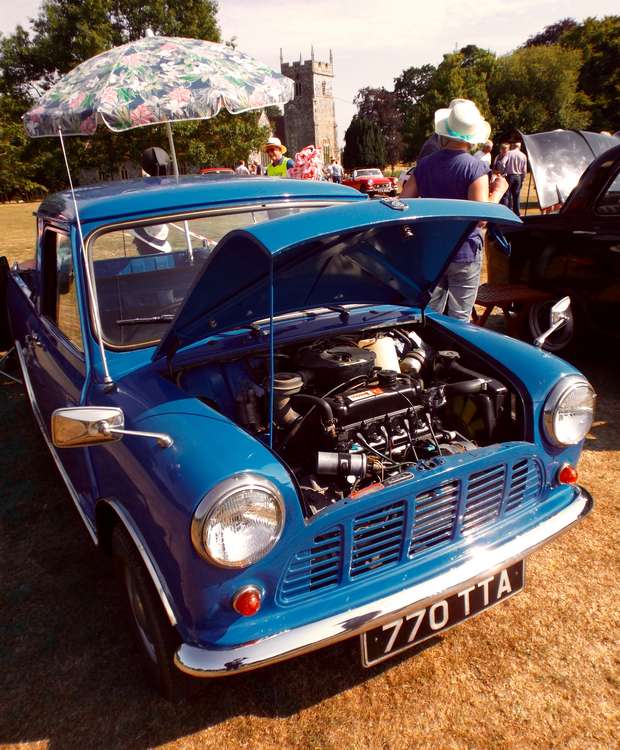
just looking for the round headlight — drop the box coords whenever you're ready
[192,475,284,568]
[543,376,596,446]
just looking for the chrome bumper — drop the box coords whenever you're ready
[175,486,593,678]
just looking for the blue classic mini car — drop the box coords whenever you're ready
[0,176,595,698]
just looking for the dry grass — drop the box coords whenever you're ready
[1,202,619,750]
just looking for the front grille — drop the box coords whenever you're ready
[279,452,544,604]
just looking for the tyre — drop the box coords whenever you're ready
[522,297,583,356]
[112,525,189,700]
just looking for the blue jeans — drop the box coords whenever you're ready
[507,174,523,216]
[428,255,483,322]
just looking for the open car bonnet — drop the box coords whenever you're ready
[520,129,620,210]
[154,198,520,361]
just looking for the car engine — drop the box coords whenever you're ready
[229,327,516,516]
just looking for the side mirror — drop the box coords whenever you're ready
[52,406,173,449]
[52,406,124,447]
[534,296,572,349]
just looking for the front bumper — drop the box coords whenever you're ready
[175,486,592,678]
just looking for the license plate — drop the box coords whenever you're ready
[361,560,524,667]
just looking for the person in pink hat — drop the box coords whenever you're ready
[401,98,508,321]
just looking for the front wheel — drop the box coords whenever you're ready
[112,526,189,700]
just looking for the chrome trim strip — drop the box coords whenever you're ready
[175,487,593,677]
[106,499,178,627]
[15,340,98,544]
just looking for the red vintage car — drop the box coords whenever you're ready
[343,168,397,198]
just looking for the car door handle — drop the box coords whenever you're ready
[25,332,42,347]
[572,230,596,235]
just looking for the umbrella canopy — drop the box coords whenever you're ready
[23,35,294,137]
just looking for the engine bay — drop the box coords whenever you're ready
[178,322,524,516]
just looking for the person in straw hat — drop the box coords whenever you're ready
[401,98,508,321]
[262,136,294,177]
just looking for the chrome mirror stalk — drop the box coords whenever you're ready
[96,420,173,448]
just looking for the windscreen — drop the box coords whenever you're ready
[90,205,320,348]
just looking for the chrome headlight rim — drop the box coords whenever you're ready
[543,375,596,447]
[191,473,285,569]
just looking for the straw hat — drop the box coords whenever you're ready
[262,136,287,154]
[434,99,491,145]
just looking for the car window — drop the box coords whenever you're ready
[596,171,620,215]
[355,169,383,178]
[90,204,325,348]
[41,231,83,351]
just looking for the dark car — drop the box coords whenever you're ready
[505,131,620,355]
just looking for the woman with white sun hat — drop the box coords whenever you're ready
[401,98,508,321]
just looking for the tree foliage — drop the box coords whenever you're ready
[0,0,269,199]
[560,16,620,132]
[524,18,577,47]
[353,87,403,167]
[488,44,589,138]
[342,116,387,170]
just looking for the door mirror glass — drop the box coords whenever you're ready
[551,296,571,325]
[52,407,124,448]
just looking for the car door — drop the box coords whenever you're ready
[24,228,97,513]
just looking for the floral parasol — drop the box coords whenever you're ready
[23,35,294,137]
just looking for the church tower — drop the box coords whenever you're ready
[280,48,339,162]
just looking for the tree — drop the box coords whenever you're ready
[393,64,435,113]
[397,48,495,160]
[488,44,589,137]
[342,116,387,170]
[560,16,620,132]
[353,87,403,168]
[524,18,577,47]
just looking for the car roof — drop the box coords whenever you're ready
[37,176,365,225]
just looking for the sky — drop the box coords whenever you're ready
[1,0,618,145]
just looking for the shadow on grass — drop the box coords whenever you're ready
[0,365,442,749]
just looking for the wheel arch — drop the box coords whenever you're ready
[95,497,179,627]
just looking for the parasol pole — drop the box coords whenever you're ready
[165,120,194,262]
[58,128,114,388]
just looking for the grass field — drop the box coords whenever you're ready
[1,201,618,750]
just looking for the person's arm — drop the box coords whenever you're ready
[400,174,419,198]
[468,172,508,205]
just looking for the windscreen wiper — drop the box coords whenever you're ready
[116,314,175,325]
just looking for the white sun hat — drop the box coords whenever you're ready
[434,98,491,145]
[131,224,171,254]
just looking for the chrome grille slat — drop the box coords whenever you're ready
[350,500,406,578]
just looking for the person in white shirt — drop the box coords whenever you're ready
[235,160,250,176]
[329,158,344,183]
[473,140,493,165]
